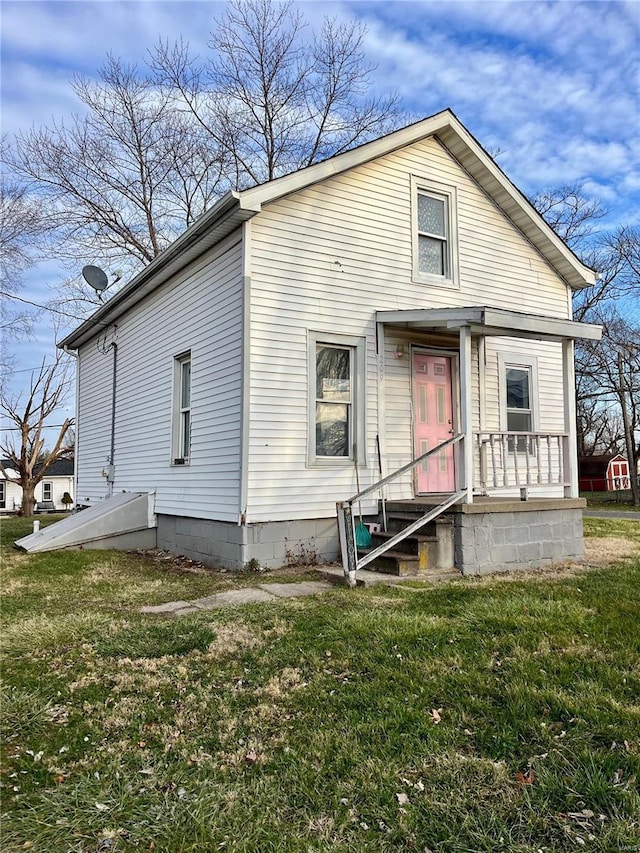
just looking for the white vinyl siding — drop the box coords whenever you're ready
[246,135,570,520]
[76,237,244,521]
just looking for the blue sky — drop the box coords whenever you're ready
[2,0,639,419]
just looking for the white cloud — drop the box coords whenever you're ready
[2,0,638,384]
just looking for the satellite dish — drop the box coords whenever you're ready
[82,265,109,293]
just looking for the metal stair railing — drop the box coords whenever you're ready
[336,434,465,586]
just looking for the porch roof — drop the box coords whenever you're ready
[376,307,602,342]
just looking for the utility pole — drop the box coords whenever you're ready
[618,351,639,506]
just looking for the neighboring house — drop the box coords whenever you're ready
[59,109,601,575]
[0,463,23,513]
[0,459,74,513]
[579,454,631,492]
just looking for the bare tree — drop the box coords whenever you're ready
[4,2,399,301]
[575,308,640,503]
[151,0,401,188]
[0,173,45,348]
[7,55,227,274]
[529,183,607,250]
[0,356,74,517]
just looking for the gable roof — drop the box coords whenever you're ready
[36,458,74,477]
[60,109,596,350]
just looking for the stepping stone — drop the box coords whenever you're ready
[258,581,331,598]
[191,588,276,610]
[141,600,192,614]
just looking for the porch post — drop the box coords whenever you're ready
[376,321,386,479]
[562,338,579,498]
[459,325,474,504]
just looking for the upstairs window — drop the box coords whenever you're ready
[172,352,191,463]
[417,192,449,277]
[412,177,459,287]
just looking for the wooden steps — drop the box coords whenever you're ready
[359,505,457,577]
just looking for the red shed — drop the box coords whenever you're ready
[579,454,631,491]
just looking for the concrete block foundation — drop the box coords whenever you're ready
[451,499,586,575]
[156,498,586,575]
[156,514,339,570]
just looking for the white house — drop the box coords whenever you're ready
[58,110,600,575]
[1,459,74,513]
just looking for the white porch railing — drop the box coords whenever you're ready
[476,431,570,493]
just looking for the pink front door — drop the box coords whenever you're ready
[412,351,456,494]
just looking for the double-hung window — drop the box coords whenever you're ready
[412,177,459,287]
[417,192,449,276]
[42,482,53,502]
[308,333,365,465]
[499,354,538,453]
[0,481,5,509]
[172,352,191,463]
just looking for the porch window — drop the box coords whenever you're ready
[412,177,459,287]
[501,358,538,453]
[42,482,53,502]
[308,332,365,465]
[172,352,191,463]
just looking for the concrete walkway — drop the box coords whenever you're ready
[140,580,332,617]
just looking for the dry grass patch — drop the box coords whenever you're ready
[584,535,640,565]
[259,666,305,700]
[205,621,265,657]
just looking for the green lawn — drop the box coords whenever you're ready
[1,514,639,852]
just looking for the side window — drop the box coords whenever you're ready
[308,333,366,466]
[172,352,191,463]
[499,354,538,453]
[412,177,459,287]
[0,481,5,509]
[505,367,532,433]
[315,344,352,459]
[42,482,53,502]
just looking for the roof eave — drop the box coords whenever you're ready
[59,191,260,350]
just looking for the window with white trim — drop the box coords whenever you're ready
[42,482,53,502]
[172,352,191,463]
[412,177,459,286]
[308,333,365,465]
[499,354,539,453]
[0,481,5,509]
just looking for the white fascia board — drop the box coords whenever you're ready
[239,110,457,208]
[376,308,484,326]
[479,308,602,340]
[436,122,596,290]
[377,307,602,341]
